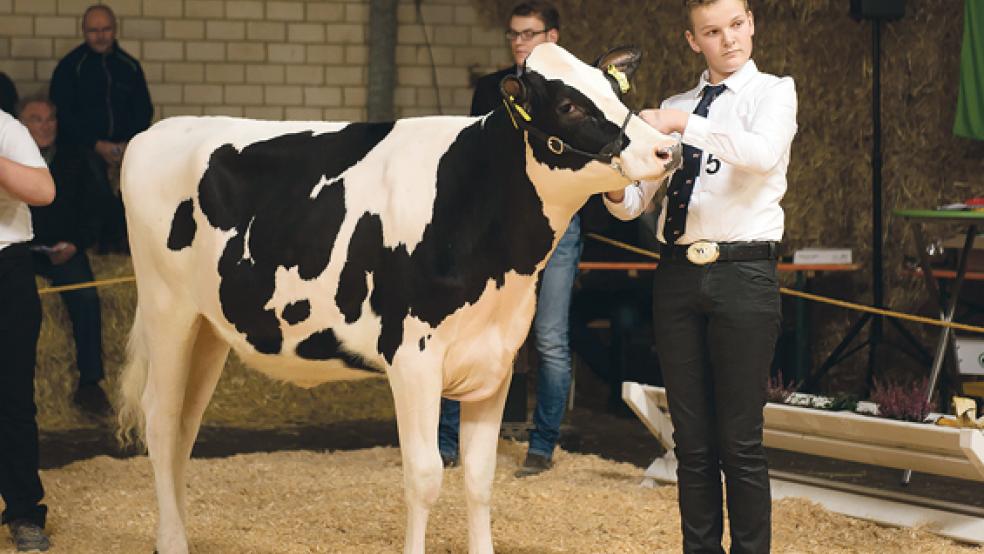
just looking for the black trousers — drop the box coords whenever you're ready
[652,258,780,554]
[0,244,47,527]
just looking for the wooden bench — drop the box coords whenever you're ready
[622,381,984,544]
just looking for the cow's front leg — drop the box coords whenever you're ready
[387,362,444,554]
[459,372,512,554]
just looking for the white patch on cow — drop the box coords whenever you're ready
[310,174,341,199]
[241,217,254,261]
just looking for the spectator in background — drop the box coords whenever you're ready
[0,95,56,553]
[19,94,111,418]
[50,4,153,253]
[0,72,18,116]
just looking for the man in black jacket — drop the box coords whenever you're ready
[19,94,111,418]
[49,4,153,252]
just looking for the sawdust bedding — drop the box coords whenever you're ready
[2,441,979,553]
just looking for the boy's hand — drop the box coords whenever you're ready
[639,108,688,135]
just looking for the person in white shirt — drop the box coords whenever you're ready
[0,108,55,552]
[605,0,796,552]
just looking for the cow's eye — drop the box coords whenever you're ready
[557,101,584,118]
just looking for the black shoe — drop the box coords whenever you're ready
[74,383,112,417]
[8,520,49,552]
[441,453,459,468]
[514,452,552,478]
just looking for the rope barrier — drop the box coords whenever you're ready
[584,232,984,336]
[37,275,135,295]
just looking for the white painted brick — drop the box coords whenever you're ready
[434,25,468,46]
[207,21,245,40]
[15,0,55,14]
[323,66,363,86]
[121,18,162,39]
[284,107,323,121]
[394,45,415,64]
[150,83,182,103]
[164,63,204,83]
[0,0,11,11]
[53,38,77,56]
[203,105,242,117]
[245,64,284,84]
[397,24,433,46]
[266,1,303,21]
[344,3,367,23]
[454,5,476,25]
[471,27,503,47]
[324,23,364,44]
[324,107,362,121]
[225,0,263,19]
[165,20,205,40]
[204,63,244,83]
[303,86,341,107]
[56,0,89,16]
[0,59,35,80]
[143,41,184,61]
[35,16,77,37]
[396,4,416,24]
[141,61,163,82]
[17,82,49,97]
[453,47,488,67]
[35,59,57,79]
[285,64,323,85]
[307,3,342,22]
[343,86,365,107]
[268,43,304,63]
[264,84,302,105]
[306,44,343,64]
[118,39,142,57]
[397,66,433,87]
[186,41,225,62]
[246,21,285,41]
[184,84,223,104]
[0,16,36,36]
[227,41,265,61]
[418,4,453,24]
[393,86,415,107]
[224,84,263,104]
[143,0,183,17]
[107,0,141,17]
[186,0,223,18]
[417,46,452,65]
[288,22,323,43]
[435,66,467,87]
[0,39,9,59]
[414,88,437,108]
[452,87,472,109]
[344,45,366,65]
[162,105,204,117]
[11,38,53,59]
[243,105,282,119]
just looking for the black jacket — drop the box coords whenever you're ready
[29,146,106,249]
[470,66,517,117]
[49,41,153,148]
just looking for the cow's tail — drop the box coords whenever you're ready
[117,307,149,450]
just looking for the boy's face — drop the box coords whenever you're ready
[507,14,559,66]
[685,0,754,84]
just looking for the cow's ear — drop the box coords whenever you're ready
[595,46,643,95]
[499,74,527,105]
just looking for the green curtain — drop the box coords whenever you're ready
[955,0,984,140]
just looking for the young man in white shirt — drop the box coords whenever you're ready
[0,108,55,551]
[605,0,797,551]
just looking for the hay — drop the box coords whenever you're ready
[3,442,976,553]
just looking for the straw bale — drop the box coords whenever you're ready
[472,0,984,389]
[34,252,394,432]
[6,442,977,553]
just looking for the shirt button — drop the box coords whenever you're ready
[672,190,679,196]
[673,230,681,235]
[679,203,685,208]
[686,179,693,184]
[692,153,699,159]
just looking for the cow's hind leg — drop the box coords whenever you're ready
[459,373,512,554]
[142,313,226,554]
[387,364,444,554]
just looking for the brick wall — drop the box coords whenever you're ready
[0,0,512,122]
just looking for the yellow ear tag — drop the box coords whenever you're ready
[509,95,532,122]
[607,65,631,94]
[502,98,519,129]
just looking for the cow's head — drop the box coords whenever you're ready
[499,43,681,199]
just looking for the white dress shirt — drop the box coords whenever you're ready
[0,111,46,251]
[605,60,797,244]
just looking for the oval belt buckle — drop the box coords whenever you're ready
[686,241,720,265]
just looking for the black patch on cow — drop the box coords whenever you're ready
[196,123,394,354]
[167,198,196,250]
[282,300,310,325]
[418,337,425,351]
[296,327,382,372]
[335,111,555,364]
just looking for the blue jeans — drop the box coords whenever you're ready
[33,250,104,385]
[439,216,582,460]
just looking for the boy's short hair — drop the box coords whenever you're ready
[510,1,561,32]
[15,92,54,118]
[684,0,751,28]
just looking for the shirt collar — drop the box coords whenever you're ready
[693,59,759,98]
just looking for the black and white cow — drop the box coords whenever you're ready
[117,43,680,554]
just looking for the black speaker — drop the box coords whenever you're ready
[850,0,905,21]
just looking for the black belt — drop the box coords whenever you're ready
[660,241,780,263]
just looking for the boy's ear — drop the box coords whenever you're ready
[594,46,643,95]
